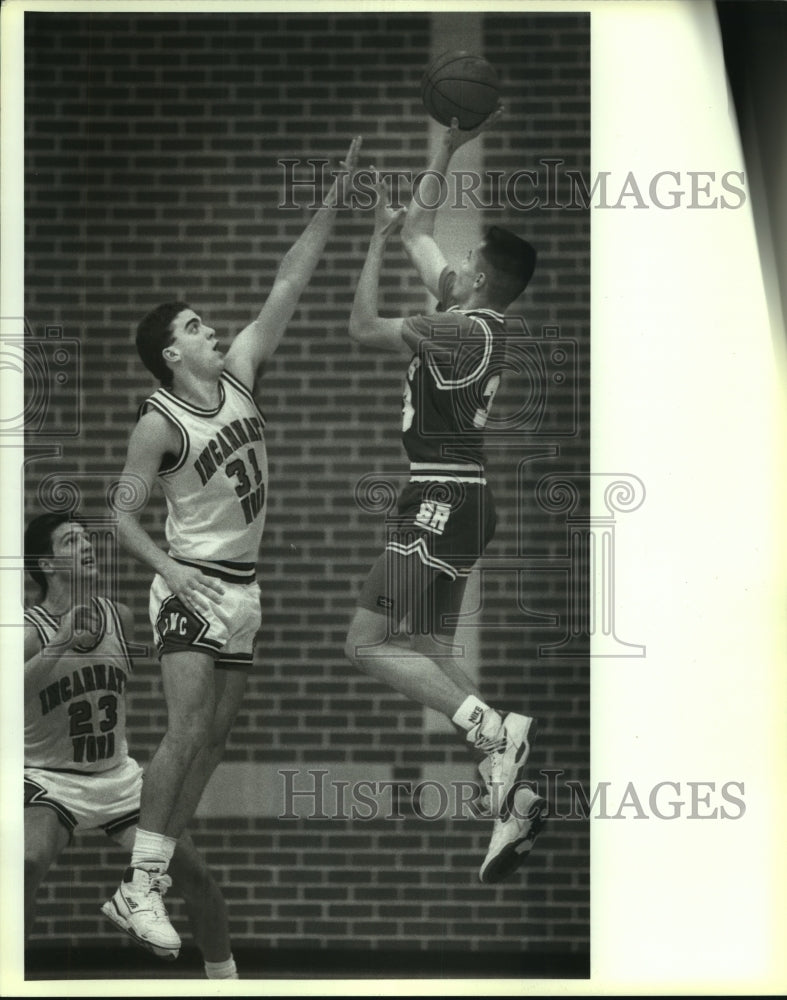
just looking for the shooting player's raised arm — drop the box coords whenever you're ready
[401,110,503,299]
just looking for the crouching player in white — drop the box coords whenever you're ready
[24,512,237,977]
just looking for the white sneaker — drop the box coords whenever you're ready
[469,711,537,819]
[101,866,181,960]
[479,785,548,884]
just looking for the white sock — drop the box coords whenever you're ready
[130,827,177,870]
[452,695,493,732]
[205,955,238,979]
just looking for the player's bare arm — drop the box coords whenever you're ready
[117,602,135,641]
[224,135,363,389]
[349,176,409,353]
[114,410,225,615]
[400,108,504,298]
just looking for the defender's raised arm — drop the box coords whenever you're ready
[225,136,362,388]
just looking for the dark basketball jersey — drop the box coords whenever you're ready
[400,268,508,466]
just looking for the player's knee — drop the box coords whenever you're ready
[344,619,366,665]
[343,629,357,664]
[171,847,224,912]
[166,703,214,745]
[203,725,230,763]
[24,855,50,893]
[173,852,212,897]
[344,612,387,667]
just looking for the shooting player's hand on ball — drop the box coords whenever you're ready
[443,104,505,154]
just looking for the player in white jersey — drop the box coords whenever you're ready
[24,512,238,978]
[106,136,362,956]
[346,118,547,883]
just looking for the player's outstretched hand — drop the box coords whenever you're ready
[339,135,363,178]
[445,103,505,153]
[163,560,225,616]
[370,168,407,240]
[327,135,362,208]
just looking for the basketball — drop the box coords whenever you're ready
[421,50,500,130]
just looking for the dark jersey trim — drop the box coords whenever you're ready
[23,607,54,646]
[140,396,190,477]
[101,809,141,838]
[171,555,257,584]
[100,598,134,675]
[24,777,78,836]
[222,370,267,426]
[156,379,227,418]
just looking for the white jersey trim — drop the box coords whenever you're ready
[426,315,493,391]
[99,598,134,674]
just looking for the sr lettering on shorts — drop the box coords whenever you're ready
[415,500,452,535]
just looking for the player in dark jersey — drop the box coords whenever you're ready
[345,118,547,883]
[24,511,238,978]
[107,137,362,954]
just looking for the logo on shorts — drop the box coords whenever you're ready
[155,596,211,651]
[159,609,191,638]
[376,596,394,609]
[415,500,451,535]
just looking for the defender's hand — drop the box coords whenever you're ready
[339,135,363,178]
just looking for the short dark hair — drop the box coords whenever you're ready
[136,301,191,386]
[479,227,537,308]
[24,511,85,599]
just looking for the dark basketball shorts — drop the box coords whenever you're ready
[357,470,497,632]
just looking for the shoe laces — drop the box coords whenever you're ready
[144,871,173,918]
[470,709,507,757]
[148,871,172,897]
[475,731,507,756]
[475,757,497,817]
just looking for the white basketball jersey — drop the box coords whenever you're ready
[24,598,132,774]
[141,371,268,578]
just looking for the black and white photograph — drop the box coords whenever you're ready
[1,0,785,995]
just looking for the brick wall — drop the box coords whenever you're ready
[23,10,589,975]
